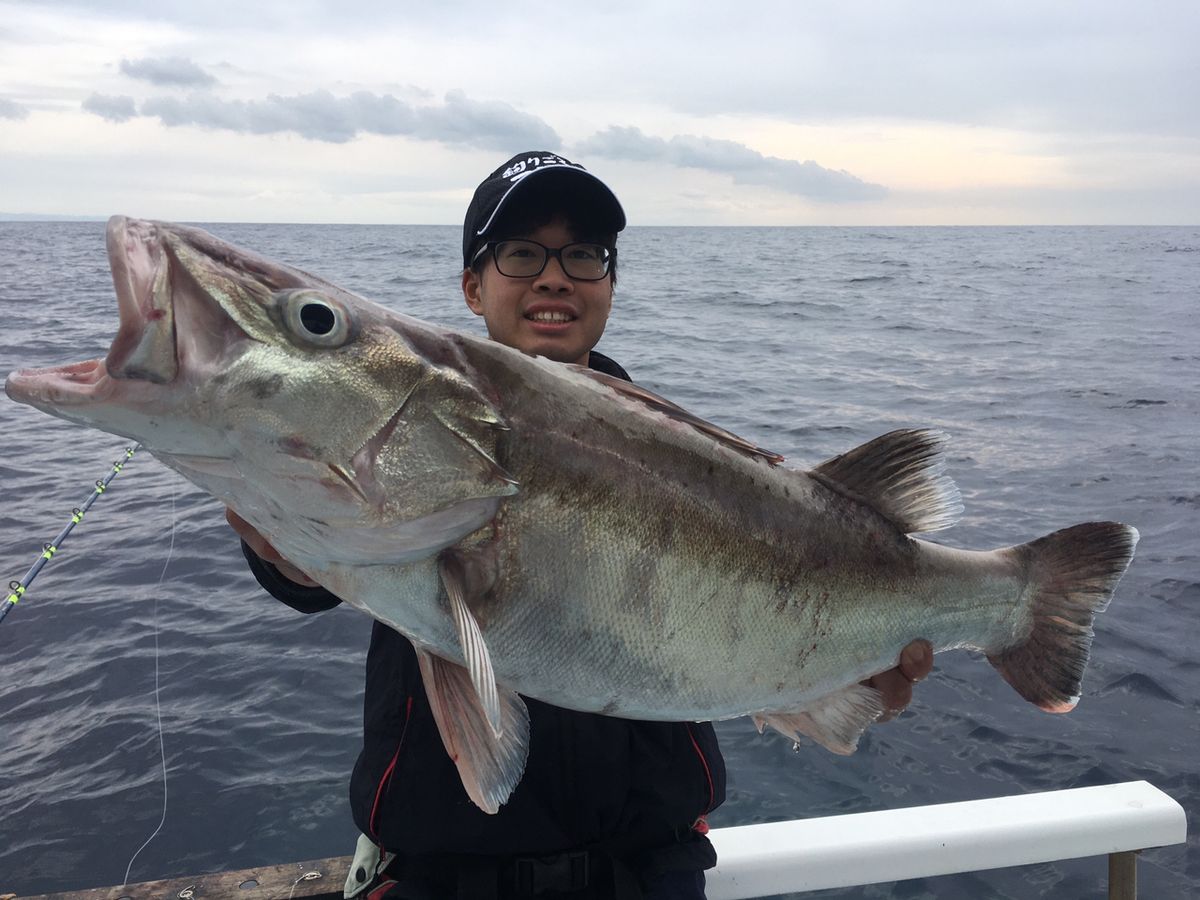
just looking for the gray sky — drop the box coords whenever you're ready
[1,0,1197,224]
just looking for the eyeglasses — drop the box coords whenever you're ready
[473,239,614,281]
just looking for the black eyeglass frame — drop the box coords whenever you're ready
[471,239,616,282]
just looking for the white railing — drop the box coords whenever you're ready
[704,780,1186,900]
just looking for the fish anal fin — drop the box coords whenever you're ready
[569,365,785,465]
[811,428,963,535]
[754,683,884,755]
[416,648,530,814]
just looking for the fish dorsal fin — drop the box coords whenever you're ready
[416,647,530,814]
[811,428,963,534]
[569,366,784,465]
[753,682,883,755]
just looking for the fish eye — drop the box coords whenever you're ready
[278,290,352,347]
[300,302,336,335]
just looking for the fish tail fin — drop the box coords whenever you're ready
[988,522,1138,712]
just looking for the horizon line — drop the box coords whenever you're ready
[1,215,1195,229]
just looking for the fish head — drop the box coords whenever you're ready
[6,217,515,568]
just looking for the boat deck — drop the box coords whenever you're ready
[8,857,348,900]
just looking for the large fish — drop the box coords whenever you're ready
[6,217,1138,813]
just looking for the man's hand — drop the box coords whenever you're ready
[868,640,933,723]
[225,508,320,588]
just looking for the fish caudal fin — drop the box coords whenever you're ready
[990,522,1139,712]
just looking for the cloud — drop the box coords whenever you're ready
[82,93,138,123]
[418,90,558,150]
[120,56,217,87]
[0,97,28,119]
[129,89,560,150]
[577,126,887,203]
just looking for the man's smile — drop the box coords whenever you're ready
[524,303,579,330]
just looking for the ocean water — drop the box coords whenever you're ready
[0,222,1197,898]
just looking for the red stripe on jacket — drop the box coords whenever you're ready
[685,722,716,829]
[368,696,414,840]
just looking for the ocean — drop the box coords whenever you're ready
[0,222,1196,897]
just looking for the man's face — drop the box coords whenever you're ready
[462,218,613,366]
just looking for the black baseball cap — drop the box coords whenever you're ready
[462,151,626,268]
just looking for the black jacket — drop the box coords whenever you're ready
[243,351,724,871]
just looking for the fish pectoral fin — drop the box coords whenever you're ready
[810,428,963,535]
[416,648,530,815]
[439,553,503,736]
[754,683,884,755]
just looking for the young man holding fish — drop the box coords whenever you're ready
[229,152,932,899]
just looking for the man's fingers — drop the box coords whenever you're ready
[225,508,278,559]
[224,508,317,585]
[275,560,320,588]
[899,639,934,684]
[865,640,933,724]
[225,508,262,546]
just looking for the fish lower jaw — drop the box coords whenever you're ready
[5,358,112,406]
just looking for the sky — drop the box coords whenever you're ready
[1,1,1197,225]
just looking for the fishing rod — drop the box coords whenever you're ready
[2,443,142,626]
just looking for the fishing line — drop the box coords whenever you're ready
[2,444,142,626]
[287,871,323,899]
[123,478,177,886]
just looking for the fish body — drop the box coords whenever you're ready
[5,217,1138,812]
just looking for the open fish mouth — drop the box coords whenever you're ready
[104,215,179,384]
[5,216,178,407]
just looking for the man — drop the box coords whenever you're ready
[229,151,932,899]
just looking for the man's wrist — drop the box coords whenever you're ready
[240,539,342,613]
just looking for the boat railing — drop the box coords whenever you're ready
[705,779,1186,899]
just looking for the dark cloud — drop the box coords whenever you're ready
[0,97,28,119]
[120,56,217,87]
[82,93,138,123]
[131,89,559,150]
[577,126,886,202]
[416,90,559,150]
